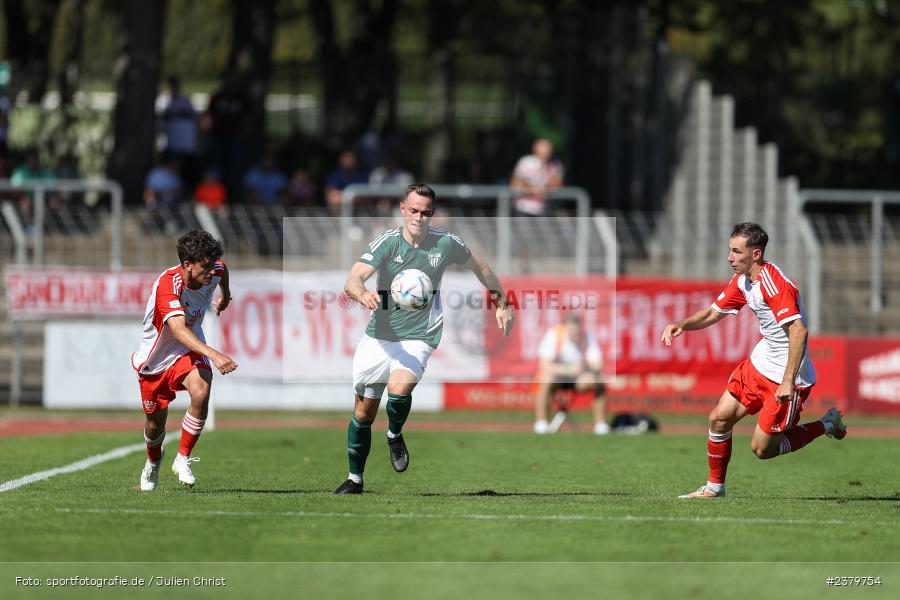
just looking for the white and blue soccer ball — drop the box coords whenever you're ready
[390,269,433,311]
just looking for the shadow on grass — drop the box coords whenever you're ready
[192,488,330,495]
[417,490,631,498]
[789,494,900,502]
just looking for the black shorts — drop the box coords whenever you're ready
[552,378,605,395]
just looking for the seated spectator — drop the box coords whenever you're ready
[283,167,317,208]
[194,168,227,214]
[243,153,287,205]
[11,150,55,187]
[325,150,368,215]
[11,151,60,222]
[144,157,183,209]
[368,155,414,187]
[533,313,609,436]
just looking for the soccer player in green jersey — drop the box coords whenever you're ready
[334,183,515,494]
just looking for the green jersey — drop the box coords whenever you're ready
[358,226,472,347]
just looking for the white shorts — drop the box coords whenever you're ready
[352,334,434,400]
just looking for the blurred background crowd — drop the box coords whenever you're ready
[1,0,900,215]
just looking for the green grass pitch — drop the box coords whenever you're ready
[1,412,898,599]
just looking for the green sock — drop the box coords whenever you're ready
[347,415,373,477]
[386,393,412,436]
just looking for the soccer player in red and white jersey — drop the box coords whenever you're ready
[660,222,846,498]
[132,230,237,491]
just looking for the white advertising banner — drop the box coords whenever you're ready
[43,320,443,411]
[41,267,469,410]
[276,270,488,383]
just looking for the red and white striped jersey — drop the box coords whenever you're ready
[711,261,816,387]
[131,260,225,375]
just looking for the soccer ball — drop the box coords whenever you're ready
[390,269,433,311]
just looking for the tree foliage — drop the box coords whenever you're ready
[4,0,900,202]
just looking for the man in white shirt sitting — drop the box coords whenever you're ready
[533,313,609,435]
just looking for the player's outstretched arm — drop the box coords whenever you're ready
[167,315,238,374]
[461,251,514,336]
[660,307,726,346]
[344,262,381,310]
[214,264,232,315]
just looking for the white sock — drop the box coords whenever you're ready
[348,473,362,484]
[705,481,724,493]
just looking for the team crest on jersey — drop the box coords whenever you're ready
[143,400,157,412]
[428,252,441,267]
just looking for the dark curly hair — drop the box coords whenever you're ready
[177,230,224,264]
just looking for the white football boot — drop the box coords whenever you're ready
[820,407,847,440]
[678,484,726,499]
[172,453,200,487]
[139,448,164,492]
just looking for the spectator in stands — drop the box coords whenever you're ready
[325,150,368,216]
[510,138,564,216]
[144,156,183,209]
[369,155,414,188]
[243,152,287,205]
[194,168,227,215]
[11,150,55,187]
[157,75,200,192]
[202,74,248,202]
[533,313,609,435]
[357,129,385,174]
[11,151,59,225]
[283,167,317,208]
[0,111,8,160]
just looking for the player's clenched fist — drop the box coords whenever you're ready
[212,352,238,375]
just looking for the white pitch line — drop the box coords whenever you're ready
[0,439,175,493]
[47,507,900,528]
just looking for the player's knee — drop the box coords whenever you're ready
[188,379,211,403]
[353,403,377,422]
[386,383,415,396]
[708,412,731,432]
[751,444,776,460]
[145,420,164,437]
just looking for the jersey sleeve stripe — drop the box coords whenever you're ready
[162,310,185,322]
[776,312,802,327]
[368,232,389,249]
[369,230,391,246]
[711,302,739,315]
[759,269,778,296]
[369,230,400,251]
[768,262,798,289]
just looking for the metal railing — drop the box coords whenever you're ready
[0,179,124,269]
[799,189,900,316]
[339,184,605,276]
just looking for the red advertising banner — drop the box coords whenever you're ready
[445,336,848,415]
[845,338,900,415]
[448,275,869,414]
[485,275,761,381]
[5,267,155,319]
